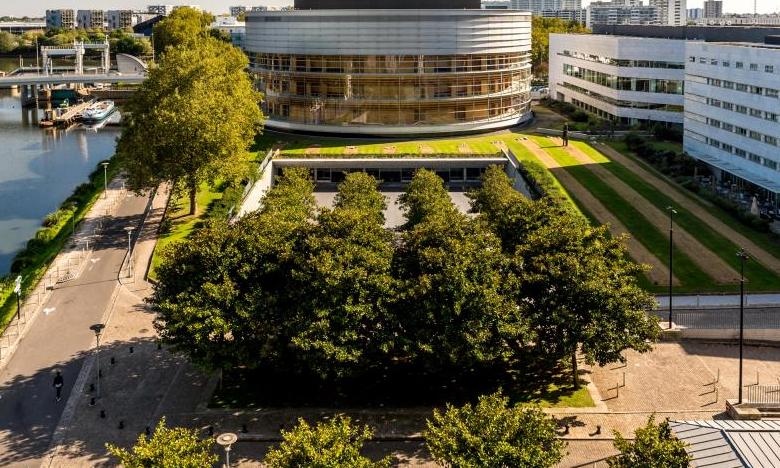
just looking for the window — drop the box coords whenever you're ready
[735,127,747,136]
[765,159,778,170]
[751,108,763,118]
[750,63,759,71]
[749,153,762,163]
[766,112,778,122]
[723,61,730,67]
[689,56,696,62]
[709,118,721,127]
[710,59,718,66]
[765,135,778,146]
[767,65,775,73]
[767,88,779,98]
[750,86,763,95]
[722,123,734,131]
[709,79,722,87]
[723,81,734,89]
[736,105,747,114]
[723,102,734,111]
[736,83,748,92]
[722,143,733,152]
[709,139,721,148]
[735,148,747,157]
[736,62,744,69]
[749,131,762,141]
[709,99,722,107]
[699,57,707,64]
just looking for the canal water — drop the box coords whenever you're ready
[0,87,119,274]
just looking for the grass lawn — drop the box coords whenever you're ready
[147,182,224,281]
[530,136,714,292]
[277,132,507,156]
[577,142,780,292]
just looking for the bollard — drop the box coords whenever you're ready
[100,410,106,418]
[111,357,116,365]
[145,426,151,436]
[90,397,95,406]
[242,424,248,433]
[99,370,103,378]
[118,420,124,429]
[157,342,162,350]
[89,383,95,393]
[208,426,214,436]
[129,346,134,354]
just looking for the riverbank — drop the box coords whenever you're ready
[0,157,120,330]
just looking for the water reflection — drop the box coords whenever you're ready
[0,89,119,274]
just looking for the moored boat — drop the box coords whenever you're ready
[81,100,116,122]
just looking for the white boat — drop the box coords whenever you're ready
[81,101,116,122]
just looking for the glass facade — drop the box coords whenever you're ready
[249,52,531,127]
[563,64,684,94]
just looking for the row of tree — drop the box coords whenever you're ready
[108,395,689,467]
[152,165,658,388]
[0,29,152,56]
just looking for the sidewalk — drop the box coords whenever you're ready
[656,293,780,308]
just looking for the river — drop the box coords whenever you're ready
[0,88,119,274]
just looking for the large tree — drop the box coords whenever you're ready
[470,166,658,387]
[106,417,217,468]
[265,416,391,468]
[425,392,564,468]
[396,169,530,371]
[117,36,262,214]
[531,17,589,76]
[609,416,690,468]
[152,6,214,56]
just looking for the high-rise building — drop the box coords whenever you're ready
[246,0,532,135]
[77,10,105,29]
[585,2,660,28]
[512,0,581,14]
[45,9,75,30]
[687,7,703,20]
[649,0,686,25]
[703,0,722,18]
[106,10,135,30]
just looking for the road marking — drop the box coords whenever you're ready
[43,307,56,315]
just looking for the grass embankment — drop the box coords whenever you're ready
[0,158,120,331]
[575,142,780,292]
[529,136,710,292]
[608,140,780,263]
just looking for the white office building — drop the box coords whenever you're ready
[683,41,780,196]
[549,33,686,125]
[585,2,660,28]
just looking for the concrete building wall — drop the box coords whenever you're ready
[45,10,75,30]
[549,33,686,124]
[684,41,780,193]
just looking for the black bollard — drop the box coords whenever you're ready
[89,397,96,406]
[157,342,162,350]
[145,426,151,436]
[129,346,134,354]
[241,423,248,433]
[98,370,102,378]
[207,426,214,436]
[118,420,124,429]
[89,383,95,393]
[100,410,106,418]
[110,357,116,365]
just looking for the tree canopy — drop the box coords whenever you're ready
[609,416,690,468]
[424,391,564,468]
[153,166,658,398]
[531,17,589,77]
[264,416,391,468]
[106,417,217,468]
[152,7,215,56]
[117,36,262,214]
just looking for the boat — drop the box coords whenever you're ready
[80,100,116,122]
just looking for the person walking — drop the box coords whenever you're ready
[53,371,64,402]
[562,123,569,147]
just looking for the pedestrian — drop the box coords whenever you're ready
[562,123,569,147]
[53,370,64,402]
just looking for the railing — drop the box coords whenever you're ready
[745,385,780,404]
[649,308,780,329]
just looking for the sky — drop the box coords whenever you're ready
[5,0,780,18]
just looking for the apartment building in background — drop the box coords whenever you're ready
[688,7,703,20]
[703,0,722,19]
[45,9,75,30]
[77,10,105,29]
[650,0,686,26]
[586,2,660,28]
[106,10,134,30]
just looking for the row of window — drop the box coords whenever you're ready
[560,50,685,69]
[563,64,684,94]
[705,97,779,123]
[705,137,779,171]
[706,116,780,148]
[562,82,684,112]
[690,56,776,74]
[704,77,780,98]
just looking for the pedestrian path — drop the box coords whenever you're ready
[656,293,780,308]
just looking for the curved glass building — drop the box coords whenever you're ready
[245,1,532,135]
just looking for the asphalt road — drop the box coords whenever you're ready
[0,190,149,467]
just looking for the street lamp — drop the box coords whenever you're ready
[101,162,109,199]
[737,248,750,405]
[667,206,677,329]
[124,226,134,279]
[89,323,105,398]
[216,432,238,468]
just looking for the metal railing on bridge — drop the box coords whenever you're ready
[746,385,780,404]
[650,308,780,329]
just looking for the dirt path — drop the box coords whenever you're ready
[518,139,676,286]
[595,142,780,276]
[560,142,739,284]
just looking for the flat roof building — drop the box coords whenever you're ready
[245,0,532,135]
[45,9,75,30]
[77,10,105,30]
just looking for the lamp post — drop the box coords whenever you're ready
[101,162,109,199]
[667,206,677,329]
[216,433,238,468]
[89,323,105,398]
[124,226,134,279]
[736,248,750,404]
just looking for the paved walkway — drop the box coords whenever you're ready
[656,293,780,308]
[0,178,151,467]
